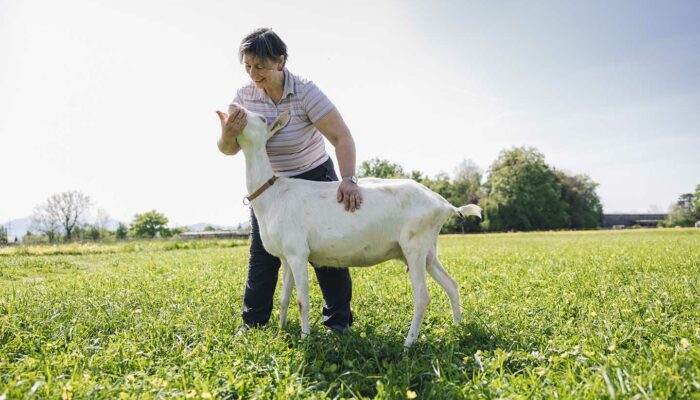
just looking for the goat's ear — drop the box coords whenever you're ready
[268,111,291,138]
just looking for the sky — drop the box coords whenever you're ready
[1,0,699,228]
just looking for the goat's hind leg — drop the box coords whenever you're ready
[279,261,294,328]
[426,251,462,325]
[403,249,431,347]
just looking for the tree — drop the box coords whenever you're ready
[31,203,62,243]
[358,158,407,179]
[453,160,483,189]
[663,191,697,227]
[408,170,426,183]
[694,184,700,220]
[85,225,101,241]
[31,191,91,241]
[449,160,483,233]
[555,171,603,229]
[482,147,568,231]
[0,226,7,244]
[169,227,186,236]
[130,210,169,238]
[116,223,129,240]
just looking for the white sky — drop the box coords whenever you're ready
[1,0,699,226]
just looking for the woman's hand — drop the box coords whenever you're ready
[216,105,247,155]
[337,180,362,212]
[217,105,247,139]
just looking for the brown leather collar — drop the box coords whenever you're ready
[243,176,279,205]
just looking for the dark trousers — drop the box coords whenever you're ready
[242,157,354,329]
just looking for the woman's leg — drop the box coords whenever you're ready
[241,209,281,327]
[313,266,354,329]
[294,157,354,330]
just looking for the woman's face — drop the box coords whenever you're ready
[243,53,284,89]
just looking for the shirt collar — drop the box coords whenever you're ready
[282,68,295,99]
[254,68,295,102]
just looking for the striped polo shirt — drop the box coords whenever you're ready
[229,68,335,176]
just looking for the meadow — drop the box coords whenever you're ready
[0,229,699,399]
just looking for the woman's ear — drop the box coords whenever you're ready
[277,55,286,71]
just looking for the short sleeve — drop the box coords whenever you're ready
[301,81,335,124]
[228,89,245,114]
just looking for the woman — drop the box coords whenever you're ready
[216,28,361,332]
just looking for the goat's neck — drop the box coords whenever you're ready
[242,145,277,209]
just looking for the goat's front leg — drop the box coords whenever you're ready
[279,261,294,328]
[404,252,430,347]
[285,255,310,339]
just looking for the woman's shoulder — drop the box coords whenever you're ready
[287,69,319,92]
[288,70,310,84]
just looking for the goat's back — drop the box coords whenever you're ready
[255,178,454,267]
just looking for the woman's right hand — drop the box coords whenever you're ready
[216,104,247,139]
[216,105,247,155]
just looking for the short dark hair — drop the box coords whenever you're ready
[239,28,288,65]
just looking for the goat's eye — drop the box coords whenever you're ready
[258,116,267,124]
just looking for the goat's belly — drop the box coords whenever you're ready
[308,241,403,268]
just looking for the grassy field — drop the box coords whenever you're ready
[1,229,699,399]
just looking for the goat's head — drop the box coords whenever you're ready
[236,108,290,150]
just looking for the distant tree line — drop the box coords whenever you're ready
[359,146,603,233]
[25,191,186,244]
[21,147,693,243]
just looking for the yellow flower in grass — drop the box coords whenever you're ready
[62,383,73,400]
[680,338,690,349]
[360,332,367,338]
[201,392,212,399]
[149,377,168,388]
[407,389,418,399]
[185,390,197,398]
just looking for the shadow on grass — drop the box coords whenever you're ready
[275,318,512,398]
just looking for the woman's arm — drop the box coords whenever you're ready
[315,108,363,212]
[216,105,247,155]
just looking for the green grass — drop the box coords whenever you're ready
[1,229,699,399]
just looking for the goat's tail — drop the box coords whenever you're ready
[455,204,482,219]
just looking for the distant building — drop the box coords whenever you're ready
[695,221,700,228]
[602,214,667,229]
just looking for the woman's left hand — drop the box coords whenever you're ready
[337,180,362,212]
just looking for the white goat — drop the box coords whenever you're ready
[235,109,481,347]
